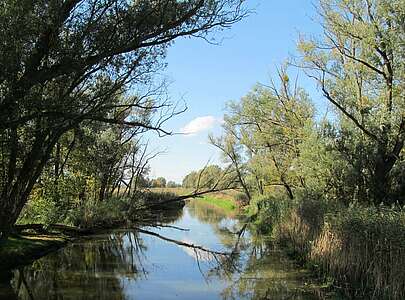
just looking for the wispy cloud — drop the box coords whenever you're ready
[180,116,218,136]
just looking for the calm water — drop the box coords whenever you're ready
[0,201,340,300]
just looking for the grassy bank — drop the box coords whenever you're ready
[149,187,240,212]
[199,195,237,212]
[250,195,405,299]
[0,234,68,270]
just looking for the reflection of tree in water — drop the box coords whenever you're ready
[9,232,146,300]
[0,271,18,300]
[187,200,249,251]
[144,206,184,225]
[3,208,185,300]
[188,202,336,300]
[187,200,229,224]
[215,238,337,300]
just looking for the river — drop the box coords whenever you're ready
[0,200,342,299]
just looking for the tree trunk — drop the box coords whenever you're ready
[0,131,63,239]
[99,174,108,202]
[373,158,393,205]
[0,210,14,240]
[283,180,294,200]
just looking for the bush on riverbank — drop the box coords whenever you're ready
[19,191,184,229]
[69,196,131,228]
[251,195,405,299]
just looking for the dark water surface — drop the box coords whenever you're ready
[0,201,341,300]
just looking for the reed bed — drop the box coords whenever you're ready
[253,196,405,299]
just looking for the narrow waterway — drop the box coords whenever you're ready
[0,201,341,300]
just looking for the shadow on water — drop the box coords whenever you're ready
[0,201,344,300]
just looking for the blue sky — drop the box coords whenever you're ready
[146,0,324,183]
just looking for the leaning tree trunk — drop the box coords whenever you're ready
[0,131,61,239]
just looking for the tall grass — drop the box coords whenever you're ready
[251,194,405,299]
[310,206,405,299]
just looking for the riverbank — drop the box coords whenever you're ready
[150,187,240,213]
[0,234,69,270]
[0,193,186,272]
[198,191,240,213]
[199,195,236,212]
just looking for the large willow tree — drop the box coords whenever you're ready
[0,0,245,238]
[299,0,405,205]
[211,68,314,201]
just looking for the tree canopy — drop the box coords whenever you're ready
[0,0,246,238]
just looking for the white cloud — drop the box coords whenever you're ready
[180,116,218,136]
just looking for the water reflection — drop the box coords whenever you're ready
[0,201,341,300]
[8,232,147,299]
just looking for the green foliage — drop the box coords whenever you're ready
[0,0,246,236]
[211,68,315,202]
[68,197,131,229]
[182,165,225,189]
[150,177,167,188]
[249,194,295,236]
[234,192,250,206]
[166,181,180,188]
[299,0,405,205]
[137,190,174,202]
[182,171,198,188]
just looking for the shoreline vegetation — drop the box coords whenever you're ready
[0,234,69,271]
[248,196,405,299]
[153,188,239,213]
[0,188,240,273]
[1,191,187,271]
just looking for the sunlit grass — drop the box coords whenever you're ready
[199,195,236,212]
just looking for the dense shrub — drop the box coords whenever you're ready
[234,192,250,206]
[134,191,177,205]
[249,194,295,235]
[68,197,131,228]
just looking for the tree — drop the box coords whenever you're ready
[210,134,252,201]
[182,165,224,189]
[183,171,198,188]
[166,181,179,188]
[211,68,314,201]
[0,0,246,238]
[298,0,405,205]
[150,177,167,188]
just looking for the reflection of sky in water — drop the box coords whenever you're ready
[119,205,235,299]
[178,239,215,262]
